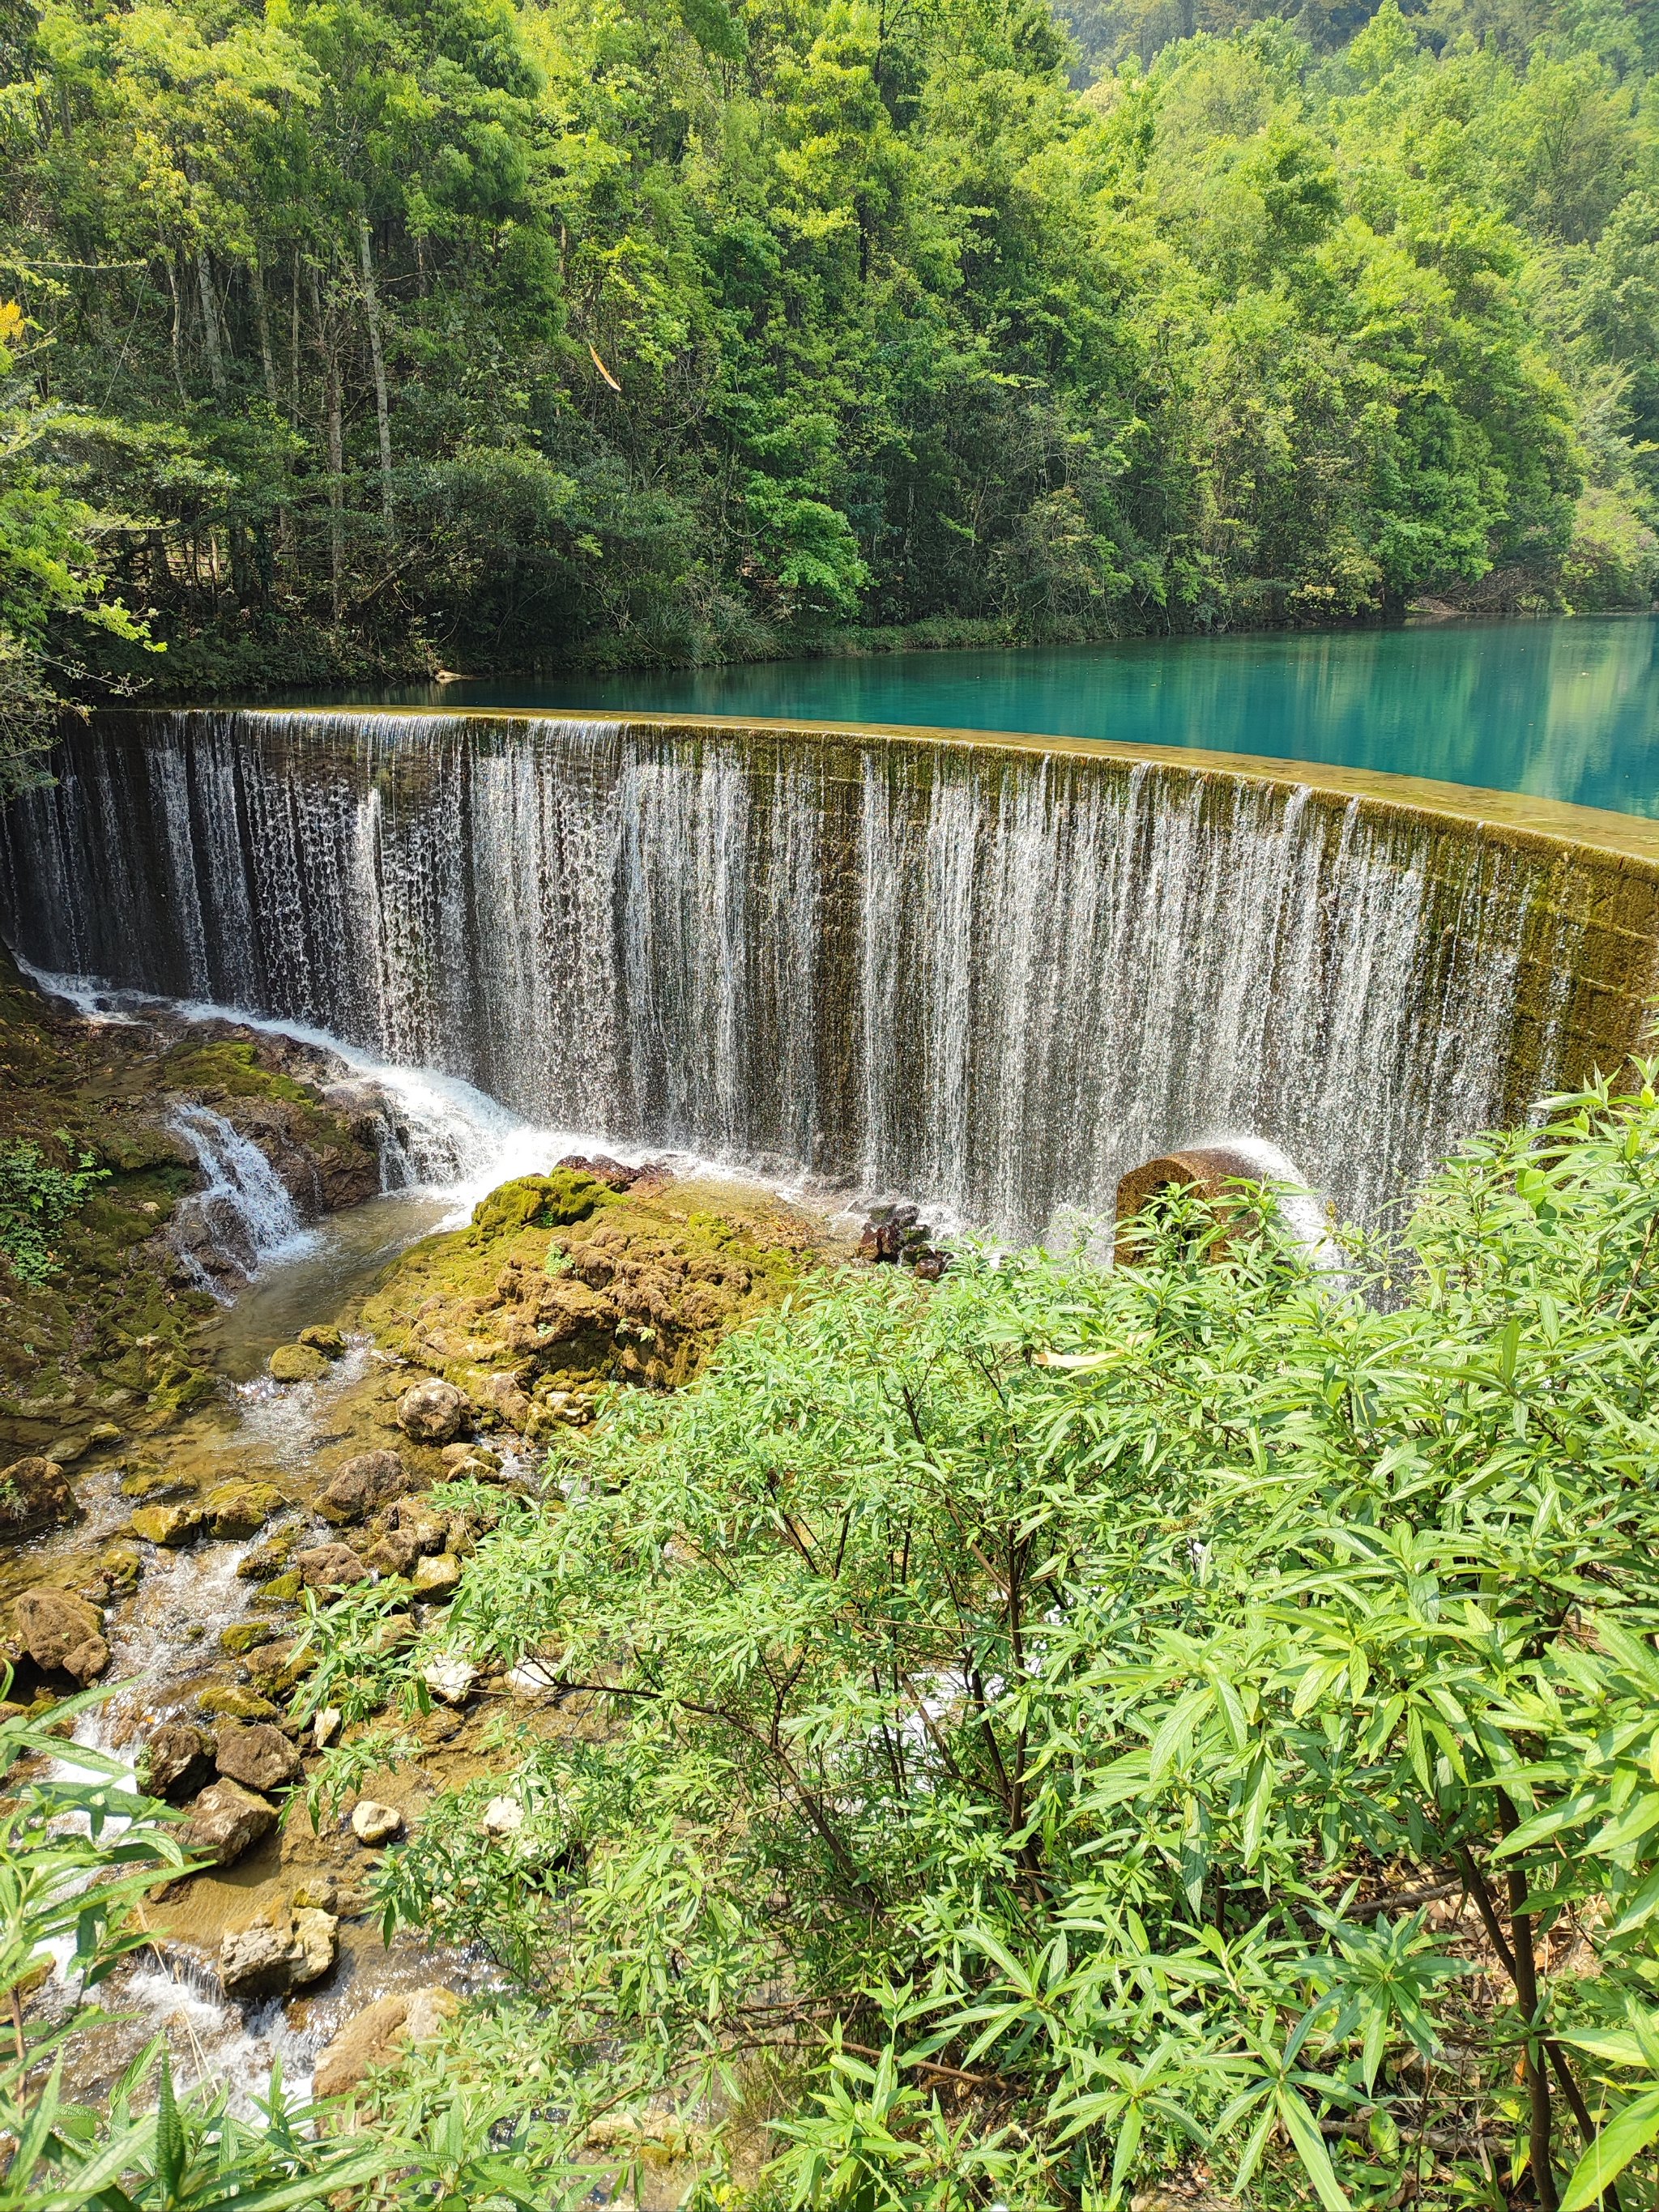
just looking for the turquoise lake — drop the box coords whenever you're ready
[338,612,1659,819]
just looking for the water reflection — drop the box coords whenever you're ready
[287,612,1659,818]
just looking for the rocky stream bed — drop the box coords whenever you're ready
[0,955,871,2143]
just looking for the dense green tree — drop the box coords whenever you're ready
[0,0,1653,706]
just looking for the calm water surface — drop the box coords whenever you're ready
[295,613,1659,819]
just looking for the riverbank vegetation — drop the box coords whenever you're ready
[19,1064,1659,2209]
[0,0,1657,777]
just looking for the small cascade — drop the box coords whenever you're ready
[168,1103,318,1293]
[0,707,1632,1236]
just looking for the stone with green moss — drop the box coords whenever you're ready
[130,1502,206,1547]
[220,1618,279,1657]
[256,1571,303,1604]
[203,1480,286,1537]
[118,1467,197,1503]
[269,1342,329,1383]
[197,1686,283,1723]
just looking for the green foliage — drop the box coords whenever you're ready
[0,1136,107,1283]
[366,1068,1659,2208]
[0,0,1654,697]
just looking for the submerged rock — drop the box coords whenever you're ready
[0,1456,79,1543]
[11,1588,109,1682]
[313,1986,458,2098]
[138,1720,215,1802]
[215,1720,302,1794]
[179,1777,277,1866]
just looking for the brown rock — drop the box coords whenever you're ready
[138,1720,215,1802]
[179,1778,278,1867]
[536,1279,617,1341]
[215,1721,302,1794]
[312,1986,458,2098]
[395,1379,470,1443]
[316,1449,407,1526]
[294,1542,369,1591]
[11,1588,109,1683]
[0,1456,79,1544]
[244,1636,316,1693]
[220,1905,337,1999]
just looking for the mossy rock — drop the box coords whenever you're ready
[269,1343,329,1384]
[197,1686,282,1723]
[220,1619,278,1657]
[203,1480,286,1537]
[297,1324,346,1356]
[256,1571,303,1604]
[130,1502,207,1547]
[471,1172,608,1238]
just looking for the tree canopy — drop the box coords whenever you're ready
[0,0,1654,740]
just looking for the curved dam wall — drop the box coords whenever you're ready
[2,707,1657,1238]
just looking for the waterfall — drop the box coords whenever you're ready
[168,1103,318,1292]
[0,707,1626,1238]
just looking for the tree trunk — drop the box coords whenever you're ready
[195,247,226,397]
[249,262,278,403]
[308,262,344,624]
[356,216,394,536]
[164,254,186,400]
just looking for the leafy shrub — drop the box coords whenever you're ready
[373,1068,1659,2210]
[0,1137,105,1285]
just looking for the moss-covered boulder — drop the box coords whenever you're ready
[130,1501,207,1547]
[268,1342,330,1384]
[203,1480,286,1537]
[360,1174,822,1415]
[0,1455,79,1543]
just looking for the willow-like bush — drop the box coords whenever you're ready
[363,1068,1659,2211]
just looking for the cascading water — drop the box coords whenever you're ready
[0,708,1623,1235]
[168,1103,318,1292]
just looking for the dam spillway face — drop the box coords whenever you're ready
[2,709,1655,1239]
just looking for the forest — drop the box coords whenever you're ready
[0,0,1657,778]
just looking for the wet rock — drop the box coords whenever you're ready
[220,1620,276,1657]
[412,1553,461,1600]
[203,1481,286,1538]
[220,1905,337,2000]
[316,1449,407,1526]
[198,1686,283,1724]
[0,1456,79,1543]
[79,1541,143,1602]
[395,1379,469,1444]
[238,1535,296,1581]
[11,1588,109,1683]
[269,1342,329,1384]
[130,1502,206,1548]
[138,1720,215,1802]
[294,1542,369,1592]
[298,1324,346,1357]
[313,1986,458,2098]
[180,1778,278,1866]
[215,1720,302,1794]
[351,1798,403,1845]
[119,1468,198,1503]
[421,1656,478,1706]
